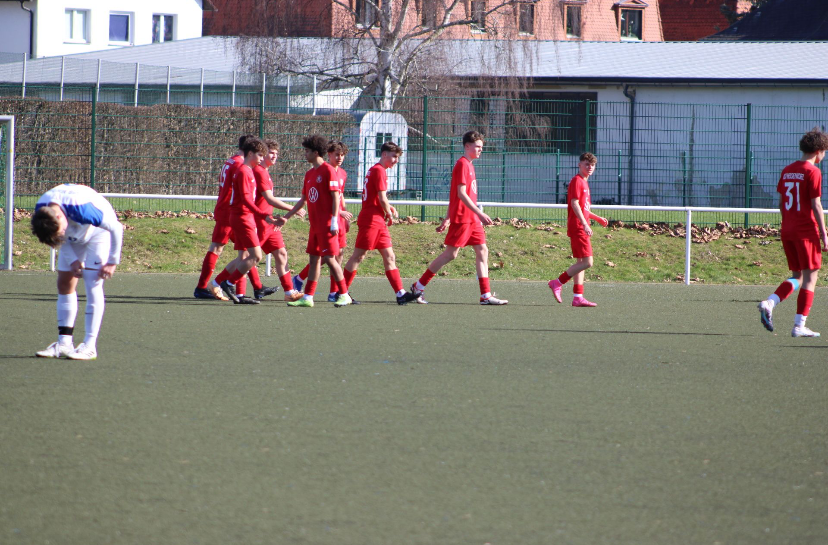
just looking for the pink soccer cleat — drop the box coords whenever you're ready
[548,279,563,303]
[572,298,597,307]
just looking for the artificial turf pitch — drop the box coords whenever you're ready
[1,272,827,545]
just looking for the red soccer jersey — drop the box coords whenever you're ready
[448,156,478,224]
[214,155,243,221]
[330,166,347,212]
[229,164,269,221]
[303,162,341,233]
[358,163,388,227]
[253,164,275,230]
[777,161,822,240]
[566,174,591,237]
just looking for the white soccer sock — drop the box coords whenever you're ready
[82,269,106,348]
[795,314,806,327]
[481,292,491,299]
[57,293,78,343]
[303,294,313,301]
[415,281,425,292]
[396,289,406,297]
[768,294,780,308]
[573,294,584,300]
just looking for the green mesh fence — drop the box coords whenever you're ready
[2,86,826,225]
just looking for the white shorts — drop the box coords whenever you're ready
[57,229,111,272]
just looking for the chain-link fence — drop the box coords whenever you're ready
[1,84,826,225]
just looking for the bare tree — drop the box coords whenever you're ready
[233,0,548,109]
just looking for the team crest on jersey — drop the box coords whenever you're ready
[308,187,319,203]
[471,179,477,195]
[316,175,323,184]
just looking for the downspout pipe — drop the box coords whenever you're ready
[623,84,636,205]
[19,1,33,59]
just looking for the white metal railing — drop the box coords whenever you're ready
[1,116,14,270]
[28,193,782,286]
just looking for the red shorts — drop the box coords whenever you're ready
[230,214,260,250]
[570,232,593,258]
[258,224,285,254]
[211,217,234,245]
[306,228,341,257]
[444,222,486,248]
[338,217,350,249]
[782,238,822,271]
[355,223,392,251]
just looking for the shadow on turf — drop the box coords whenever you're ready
[483,327,750,337]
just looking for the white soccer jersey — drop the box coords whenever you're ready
[36,184,124,265]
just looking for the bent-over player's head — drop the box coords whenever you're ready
[800,128,828,155]
[579,152,598,165]
[302,135,328,158]
[238,134,257,150]
[31,205,66,248]
[380,141,403,157]
[328,141,349,155]
[462,130,485,146]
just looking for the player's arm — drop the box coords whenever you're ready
[571,198,593,236]
[274,195,306,227]
[262,190,305,218]
[588,211,608,227]
[457,184,492,226]
[810,196,828,251]
[378,190,397,226]
[330,191,340,233]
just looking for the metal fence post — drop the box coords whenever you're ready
[585,99,591,152]
[617,149,622,205]
[555,148,560,204]
[420,95,429,222]
[199,68,204,108]
[21,55,26,98]
[166,65,171,104]
[133,63,140,107]
[90,87,97,189]
[59,56,65,101]
[744,103,752,228]
[259,74,266,138]
[681,150,688,206]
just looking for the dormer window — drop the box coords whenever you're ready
[563,0,586,39]
[614,0,646,41]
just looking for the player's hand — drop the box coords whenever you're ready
[70,260,83,278]
[583,224,593,236]
[295,208,307,219]
[436,218,449,233]
[822,234,828,252]
[594,216,608,227]
[341,210,353,222]
[99,263,117,280]
[265,215,278,225]
[330,221,339,233]
[273,215,287,227]
[385,215,394,227]
[389,206,398,219]
[480,213,493,226]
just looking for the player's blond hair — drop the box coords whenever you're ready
[264,139,280,151]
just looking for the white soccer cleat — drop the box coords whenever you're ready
[36,341,74,358]
[791,325,820,338]
[67,342,98,360]
[758,300,774,332]
[480,294,508,305]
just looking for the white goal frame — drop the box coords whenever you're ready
[1,115,14,271]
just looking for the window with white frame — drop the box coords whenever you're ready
[471,0,486,32]
[65,9,89,43]
[619,8,643,40]
[519,3,535,35]
[109,12,133,44]
[152,14,175,43]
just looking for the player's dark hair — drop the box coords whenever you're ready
[327,141,349,155]
[264,139,280,151]
[302,134,328,156]
[31,206,65,248]
[242,138,267,156]
[380,141,403,156]
[799,127,828,154]
[579,152,597,165]
[462,130,485,145]
[238,134,256,150]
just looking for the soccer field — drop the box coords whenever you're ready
[1,273,827,545]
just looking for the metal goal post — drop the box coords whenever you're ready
[0,115,14,270]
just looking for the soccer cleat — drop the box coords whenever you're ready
[235,295,260,305]
[409,284,429,304]
[219,280,240,303]
[254,285,279,300]
[792,325,820,338]
[328,292,339,303]
[348,293,361,305]
[480,294,508,305]
[66,343,97,361]
[284,291,304,302]
[548,279,563,303]
[193,287,217,300]
[292,274,304,292]
[287,297,314,308]
[572,298,597,307]
[333,293,352,307]
[758,300,774,332]
[36,341,74,358]
[397,291,418,305]
[209,281,230,301]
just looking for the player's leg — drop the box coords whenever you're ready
[272,247,302,302]
[324,254,352,307]
[378,246,414,305]
[571,256,596,307]
[760,239,805,332]
[792,268,819,337]
[411,245,458,299]
[197,220,232,300]
[37,266,79,358]
[230,247,263,305]
[328,253,344,302]
[473,243,507,305]
[289,254,320,307]
[66,267,105,360]
[343,247,368,292]
[253,234,281,300]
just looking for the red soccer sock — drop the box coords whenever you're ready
[478,277,491,296]
[573,284,584,296]
[385,268,403,293]
[797,289,814,316]
[299,264,310,281]
[774,280,796,302]
[338,279,349,295]
[215,268,231,285]
[304,280,318,296]
[559,271,572,285]
[248,267,263,290]
[344,268,358,290]
[228,268,244,284]
[419,268,437,288]
[197,252,219,289]
[235,276,247,296]
[279,273,293,292]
